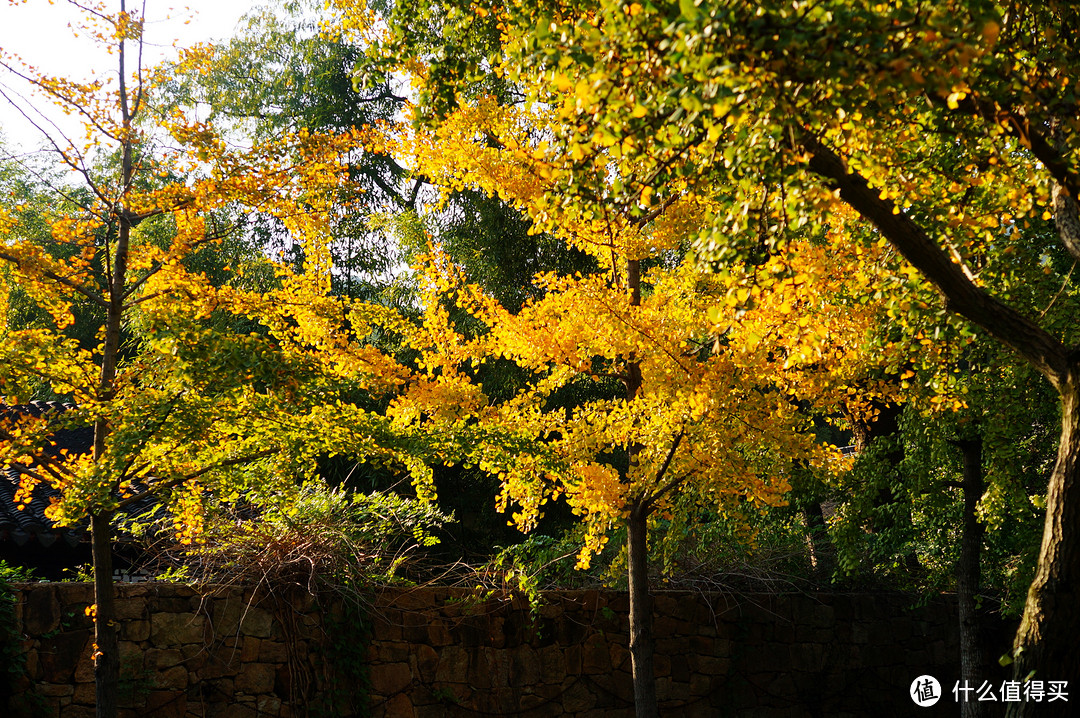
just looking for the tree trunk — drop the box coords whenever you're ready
[848,398,921,571]
[622,255,658,716]
[92,212,128,718]
[1007,376,1080,718]
[802,501,836,577]
[802,126,1080,718]
[953,438,987,718]
[91,512,118,718]
[627,501,657,718]
[92,12,135,708]
[848,399,903,455]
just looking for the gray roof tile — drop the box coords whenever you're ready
[0,402,157,546]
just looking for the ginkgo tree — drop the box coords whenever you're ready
[376,1,1080,714]
[0,4,472,717]
[153,0,421,302]
[362,91,894,715]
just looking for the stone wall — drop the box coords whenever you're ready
[5,583,1012,718]
[365,587,1013,718]
[6,582,331,718]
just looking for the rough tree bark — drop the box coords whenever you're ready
[804,134,1080,717]
[1005,379,1080,718]
[622,256,660,718]
[92,3,138,714]
[952,437,988,718]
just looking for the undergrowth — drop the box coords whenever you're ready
[131,482,451,718]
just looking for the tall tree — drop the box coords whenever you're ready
[0,4,463,715]
[156,0,415,301]
[373,1,1080,711]
[367,93,885,717]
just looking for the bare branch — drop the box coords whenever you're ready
[0,62,121,145]
[0,85,117,210]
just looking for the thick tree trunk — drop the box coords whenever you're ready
[91,512,118,718]
[627,502,657,718]
[802,120,1080,718]
[1007,377,1080,718]
[953,438,987,718]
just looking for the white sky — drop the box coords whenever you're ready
[1,0,254,152]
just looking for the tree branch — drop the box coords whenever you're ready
[632,192,681,231]
[113,448,278,511]
[800,132,1072,389]
[641,430,686,513]
[0,249,108,307]
[953,97,1080,204]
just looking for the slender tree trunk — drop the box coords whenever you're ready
[1007,376,1080,718]
[92,5,137,713]
[92,301,125,718]
[92,212,129,718]
[953,438,987,718]
[802,501,835,577]
[92,244,124,718]
[622,256,658,717]
[627,501,657,718]
[91,512,118,718]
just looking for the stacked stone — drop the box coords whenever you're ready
[363,587,1006,718]
[12,583,321,718]
[10,584,1012,718]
